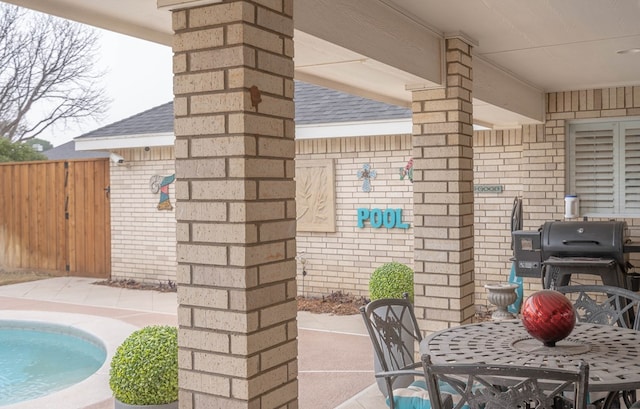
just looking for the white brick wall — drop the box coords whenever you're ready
[473,130,526,306]
[110,147,177,284]
[107,85,640,303]
[295,135,413,298]
[474,86,640,309]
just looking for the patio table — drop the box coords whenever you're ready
[421,320,640,393]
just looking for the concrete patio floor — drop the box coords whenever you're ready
[0,277,388,409]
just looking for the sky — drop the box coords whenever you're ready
[41,28,174,147]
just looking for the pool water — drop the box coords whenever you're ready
[0,324,106,406]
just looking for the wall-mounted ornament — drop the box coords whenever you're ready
[357,163,377,192]
[474,184,504,193]
[400,158,413,182]
[296,159,336,232]
[357,208,410,229]
[150,174,176,210]
[249,85,262,110]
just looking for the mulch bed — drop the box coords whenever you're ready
[1,272,495,320]
[297,291,368,315]
[96,279,495,319]
[95,279,366,315]
[94,278,177,292]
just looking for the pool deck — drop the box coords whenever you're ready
[0,277,387,409]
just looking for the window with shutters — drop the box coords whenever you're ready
[568,119,640,217]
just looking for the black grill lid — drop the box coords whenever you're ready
[541,221,629,265]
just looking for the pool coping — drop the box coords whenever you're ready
[0,310,138,409]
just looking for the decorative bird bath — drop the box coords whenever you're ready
[484,283,519,320]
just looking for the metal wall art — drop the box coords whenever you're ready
[400,158,413,182]
[150,174,176,210]
[357,163,377,192]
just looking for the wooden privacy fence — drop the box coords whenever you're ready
[0,159,111,278]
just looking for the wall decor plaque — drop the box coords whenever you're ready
[296,159,336,232]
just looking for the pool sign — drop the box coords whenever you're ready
[357,208,410,229]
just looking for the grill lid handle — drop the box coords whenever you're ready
[562,240,600,245]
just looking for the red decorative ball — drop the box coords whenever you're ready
[521,290,576,347]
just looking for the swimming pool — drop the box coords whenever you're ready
[0,321,106,406]
[0,311,138,409]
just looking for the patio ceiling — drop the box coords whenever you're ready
[6,0,640,129]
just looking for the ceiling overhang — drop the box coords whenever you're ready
[5,0,546,128]
[293,0,544,125]
[5,0,173,44]
[294,0,443,87]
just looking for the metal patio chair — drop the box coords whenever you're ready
[556,285,640,330]
[557,284,640,408]
[360,296,426,409]
[422,354,591,409]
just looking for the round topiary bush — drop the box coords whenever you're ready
[109,325,178,406]
[369,261,414,302]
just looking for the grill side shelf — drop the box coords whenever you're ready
[624,244,640,253]
[543,257,616,267]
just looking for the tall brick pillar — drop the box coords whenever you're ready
[412,36,475,332]
[169,1,297,408]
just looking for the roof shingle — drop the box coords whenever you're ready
[76,81,411,140]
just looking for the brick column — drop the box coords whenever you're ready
[412,37,475,332]
[171,1,297,408]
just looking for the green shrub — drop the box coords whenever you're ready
[369,262,414,302]
[109,325,178,405]
[0,138,46,162]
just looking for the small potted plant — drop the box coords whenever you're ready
[369,261,414,302]
[109,325,178,409]
[368,262,415,393]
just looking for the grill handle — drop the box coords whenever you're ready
[562,240,600,245]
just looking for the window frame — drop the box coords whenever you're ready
[567,117,640,218]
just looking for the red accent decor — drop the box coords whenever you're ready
[521,290,576,347]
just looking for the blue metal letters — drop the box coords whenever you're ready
[357,208,409,229]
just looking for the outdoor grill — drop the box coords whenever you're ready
[513,220,640,290]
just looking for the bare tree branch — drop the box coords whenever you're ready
[0,4,110,142]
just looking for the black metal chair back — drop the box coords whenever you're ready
[556,285,640,330]
[360,297,423,408]
[422,354,590,409]
[557,284,640,408]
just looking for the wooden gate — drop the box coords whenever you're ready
[0,159,111,278]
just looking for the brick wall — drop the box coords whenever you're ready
[107,86,640,308]
[109,135,413,298]
[474,86,640,309]
[473,129,524,305]
[110,147,177,284]
[295,134,414,298]
[528,87,640,284]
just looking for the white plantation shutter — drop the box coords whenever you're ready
[570,123,615,214]
[623,122,640,212]
[568,119,640,216]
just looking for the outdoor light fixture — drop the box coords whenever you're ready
[109,153,125,165]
